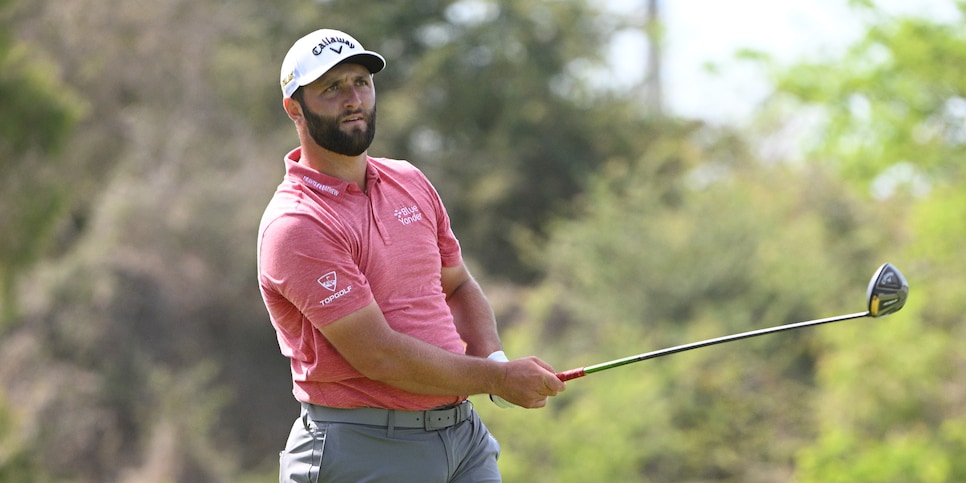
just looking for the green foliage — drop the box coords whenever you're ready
[798,427,953,483]
[0,390,45,482]
[490,130,883,480]
[0,45,77,154]
[766,8,966,196]
[752,3,966,481]
[0,0,83,323]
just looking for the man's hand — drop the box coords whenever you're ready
[496,357,566,408]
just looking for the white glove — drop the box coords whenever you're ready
[487,351,515,408]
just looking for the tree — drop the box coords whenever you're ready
[0,0,81,324]
[1,0,291,480]
[750,2,966,480]
[0,0,677,480]
[483,121,883,481]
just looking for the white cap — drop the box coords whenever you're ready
[280,29,386,98]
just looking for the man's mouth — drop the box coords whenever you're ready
[342,113,365,125]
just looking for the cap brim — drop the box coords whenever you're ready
[337,52,386,75]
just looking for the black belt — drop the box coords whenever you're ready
[302,400,472,431]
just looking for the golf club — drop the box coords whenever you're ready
[556,263,909,382]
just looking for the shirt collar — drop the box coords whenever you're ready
[284,147,380,198]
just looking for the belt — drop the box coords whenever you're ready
[302,400,473,431]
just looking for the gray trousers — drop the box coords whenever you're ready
[279,405,501,482]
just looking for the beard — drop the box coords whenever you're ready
[303,104,377,156]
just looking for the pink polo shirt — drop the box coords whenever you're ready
[258,148,466,410]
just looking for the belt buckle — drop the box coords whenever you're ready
[422,402,464,431]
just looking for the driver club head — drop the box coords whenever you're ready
[866,263,909,317]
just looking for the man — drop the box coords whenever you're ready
[257,28,566,482]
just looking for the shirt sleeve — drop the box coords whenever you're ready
[418,171,462,268]
[259,212,375,331]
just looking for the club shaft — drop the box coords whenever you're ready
[556,311,870,381]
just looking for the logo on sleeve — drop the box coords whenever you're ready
[318,271,352,305]
[318,272,338,291]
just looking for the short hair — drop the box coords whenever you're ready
[291,87,306,109]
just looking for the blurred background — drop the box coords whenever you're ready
[1,0,964,481]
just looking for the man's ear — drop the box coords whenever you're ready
[283,97,303,122]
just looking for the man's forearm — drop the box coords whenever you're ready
[447,276,502,357]
[320,301,505,397]
[367,335,507,396]
[365,331,562,409]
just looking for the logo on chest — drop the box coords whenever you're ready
[393,205,423,225]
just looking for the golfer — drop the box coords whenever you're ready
[258,28,566,482]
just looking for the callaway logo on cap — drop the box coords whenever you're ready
[280,29,386,98]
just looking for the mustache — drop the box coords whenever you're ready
[341,109,369,119]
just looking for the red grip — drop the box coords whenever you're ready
[556,368,586,381]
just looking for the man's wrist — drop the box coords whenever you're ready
[486,350,514,408]
[487,350,509,362]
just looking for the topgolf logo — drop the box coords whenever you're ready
[317,271,352,306]
[318,272,338,291]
